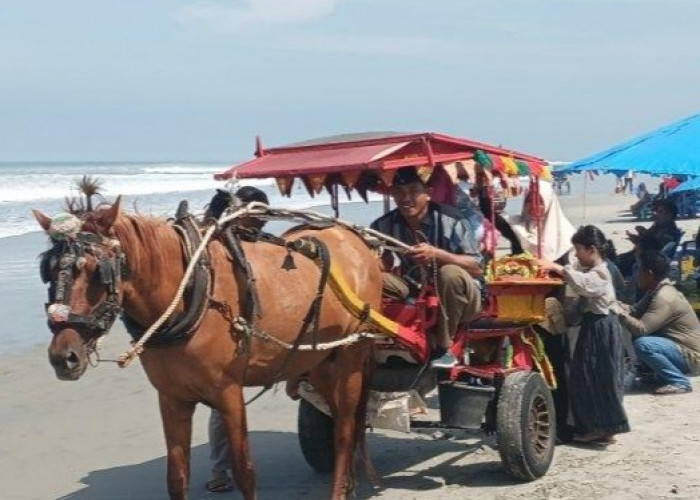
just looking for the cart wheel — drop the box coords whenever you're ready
[496,371,555,481]
[297,399,335,473]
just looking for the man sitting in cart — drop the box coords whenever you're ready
[370,166,484,368]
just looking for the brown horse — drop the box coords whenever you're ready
[33,198,382,500]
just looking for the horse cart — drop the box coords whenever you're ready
[215,132,564,481]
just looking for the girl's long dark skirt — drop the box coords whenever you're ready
[569,312,630,436]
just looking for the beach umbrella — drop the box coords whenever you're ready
[560,112,700,176]
[670,176,700,194]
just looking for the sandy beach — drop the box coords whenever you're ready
[1,188,699,500]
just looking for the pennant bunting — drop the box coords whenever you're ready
[341,170,362,189]
[378,169,397,189]
[300,176,317,198]
[307,174,326,193]
[416,165,434,184]
[275,177,294,197]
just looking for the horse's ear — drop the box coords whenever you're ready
[100,196,122,229]
[33,209,52,232]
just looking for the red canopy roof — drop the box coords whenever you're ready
[214,132,545,181]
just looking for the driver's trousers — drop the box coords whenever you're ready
[383,264,482,349]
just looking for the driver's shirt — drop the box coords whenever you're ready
[370,202,482,274]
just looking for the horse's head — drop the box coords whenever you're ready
[33,198,125,380]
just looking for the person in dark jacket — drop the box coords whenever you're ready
[370,167,483,368]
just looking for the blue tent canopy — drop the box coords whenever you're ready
[560,112,700,176]
[670,176,700,194]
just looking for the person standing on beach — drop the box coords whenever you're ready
[204,185,269,493]
[624,171,635,195]
[538,225,630,444]
[615,176,624,195]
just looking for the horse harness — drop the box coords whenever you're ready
[41,202,213,348]
[213,221,334,357]
[41,201,366,373]
[212,223,338,405]
[41,231,126,340]
[122,201,212,346]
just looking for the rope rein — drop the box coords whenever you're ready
[116,203,404,368]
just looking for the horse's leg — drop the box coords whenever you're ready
[221,384,257,500]
[158,393,196,500]
[310,345,370,500]
[354,355,381,489]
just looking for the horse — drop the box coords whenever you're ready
[33,197,383,500]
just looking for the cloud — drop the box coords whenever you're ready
[175,0,340,30]
[283,33,467,58]
[173,0,466,58]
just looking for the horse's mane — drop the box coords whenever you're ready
[82,207,183,273]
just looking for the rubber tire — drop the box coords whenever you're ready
[496,371,556,481]
[297,399,335,473]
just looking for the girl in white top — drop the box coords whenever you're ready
[538,225,630,444]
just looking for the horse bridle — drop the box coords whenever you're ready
[41,231,127,340]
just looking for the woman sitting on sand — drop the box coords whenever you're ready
[538,225,631,444]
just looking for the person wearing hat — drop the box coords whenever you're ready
[370,166,484,368]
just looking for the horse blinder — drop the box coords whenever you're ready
[42,233,125,338]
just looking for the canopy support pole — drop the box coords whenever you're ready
[583,171,588,221]
[532,177,543,259]
[331,183,339,218]
[383,193,390,215]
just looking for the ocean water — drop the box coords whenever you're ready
[0,161,374,240]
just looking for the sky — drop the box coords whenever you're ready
[1,0,699,162]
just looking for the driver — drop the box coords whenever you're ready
[370,167,484,368]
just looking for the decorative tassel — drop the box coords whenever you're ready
[473,149,492,169]
[515,160,530,176]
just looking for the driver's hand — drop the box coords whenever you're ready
[407,243,442,264]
